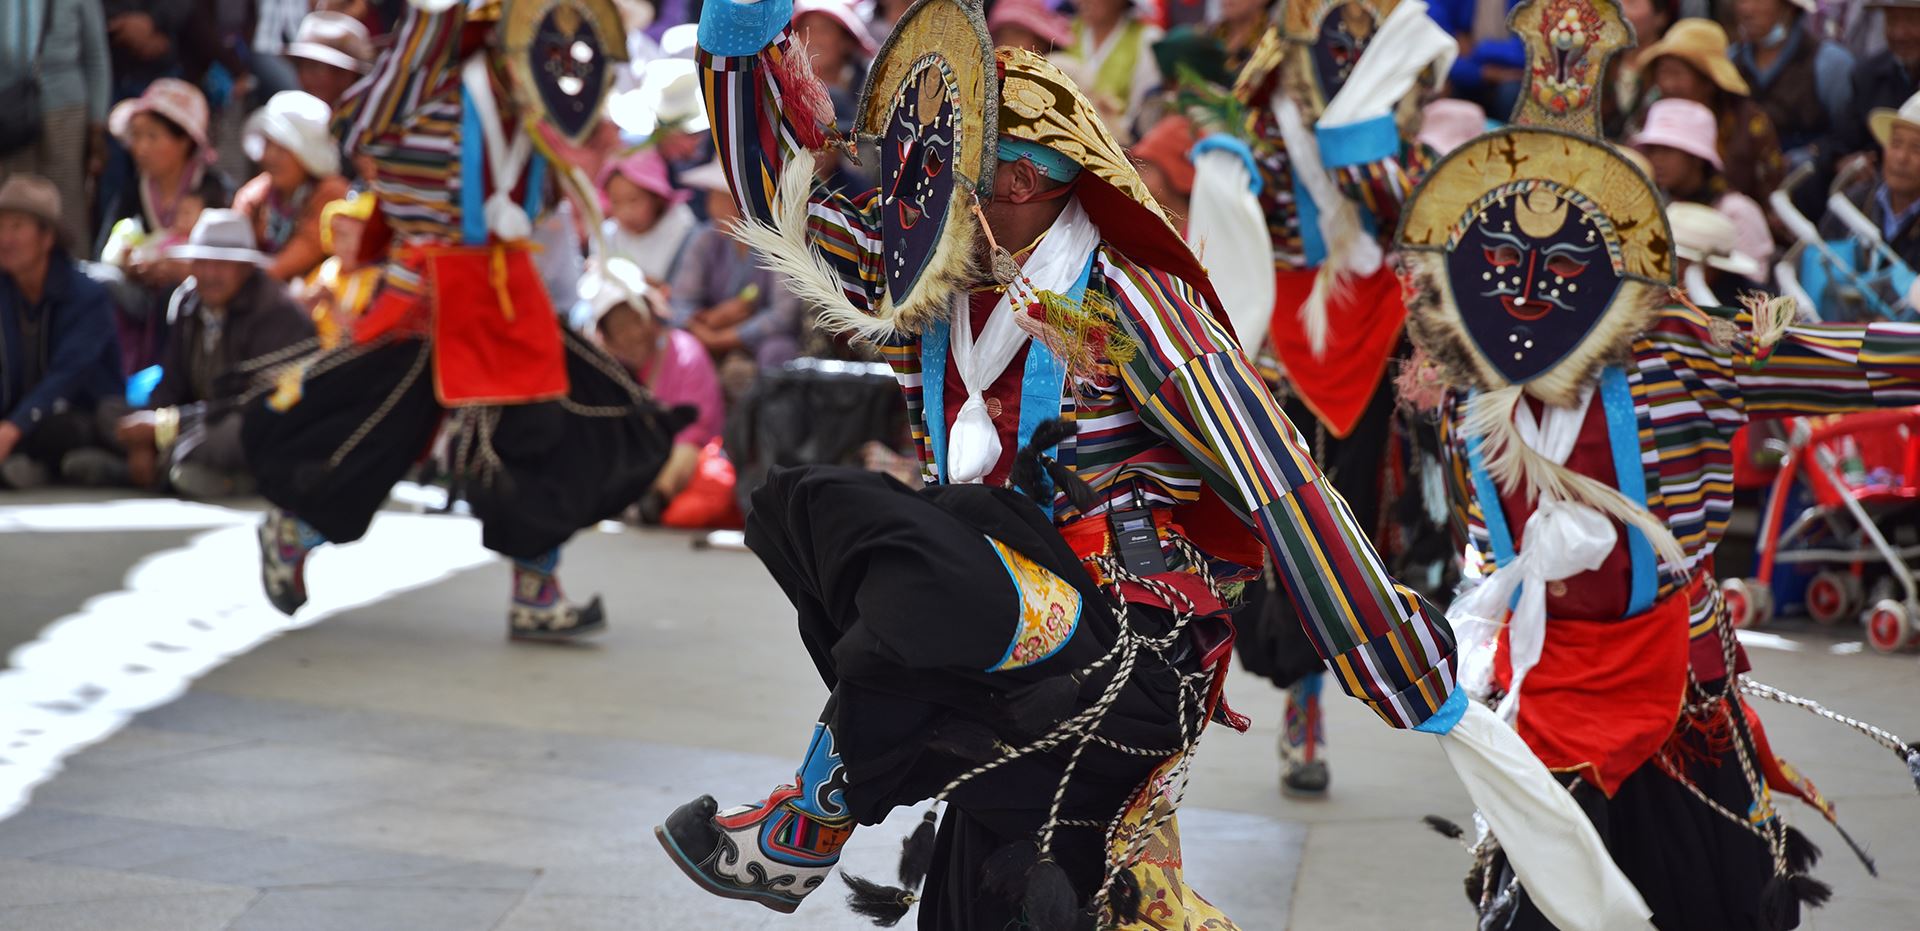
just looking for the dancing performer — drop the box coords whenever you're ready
[1191,0,1459,796]
[1397,1,1920,927]
[657,1,1646,928]
[242,0,684,641]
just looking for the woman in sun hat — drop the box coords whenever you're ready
[232,92,352,282]
[1632,97,1778,276]
[1636,18,1785,204]
[594,148,700,285]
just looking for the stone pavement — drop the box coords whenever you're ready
[0,490,1916,930]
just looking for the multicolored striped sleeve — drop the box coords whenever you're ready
[697,31,883,315]
[335,4,462,156]
[1103,252,1458,729]
[1643,307,1920,428]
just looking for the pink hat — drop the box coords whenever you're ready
[1417,98,1489,156]
[1630,98,1723,171]
[988,0,1072,49]
[109,78,214,160]
[793,0,879,57]
[597,148,693,208]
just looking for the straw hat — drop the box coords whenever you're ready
[1631,98,1724,170]
[794,0,879,57]
[166,209,269,264]
[1870,89,1920,149]
[285,12,374,74]
[109,78,214,156]
[244,91,341,178]
[1668,202,1763,278]
[1639,19,1750,97]
[0,174,63,231]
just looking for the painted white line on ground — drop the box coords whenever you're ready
[0,502,495,820]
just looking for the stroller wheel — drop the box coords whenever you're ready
[1724,578,1773,629]
[1865,600,1917,654]
[1806,571,1861,626]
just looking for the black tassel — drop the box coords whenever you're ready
[898,810,939,891]
[1041,457,1100,515]
[1011,419,1098,514]
[1788,873,1832,908]
[1422,815,1466,842]
[842,872,917,927]
[1827,818,1878,877]
[981,840,1040,903]
[1783,826,1821,874]
[1760,872,1833,931]
[1109,866,1142,923]
[1001,676,1081,735]
[1022,857,1081,930]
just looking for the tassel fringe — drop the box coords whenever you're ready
[898,809,940,891]
[842,872,918,927]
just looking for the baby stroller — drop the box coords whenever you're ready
[1771,163,1918,324]
[1721,408,1920,653]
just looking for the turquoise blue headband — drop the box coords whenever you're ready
[997,138,1083,182]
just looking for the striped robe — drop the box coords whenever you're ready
[700,30,1458,729]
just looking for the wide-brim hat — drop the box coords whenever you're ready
[988,0,1073,49]
[577,257,664,330]
[1870,89,1920,148]
[244,91,341,178]
[285,11,374,74]
[794,0,879,57]
[1639,19,1750,97]
[109,78,214,157]
[0,174,63,232]
[597,148,694,206]
[1631,97,1723,170]
[166,208,269,264]
[1669,202,1764,277]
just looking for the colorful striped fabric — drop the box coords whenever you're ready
[699,30,1458,728]
[1444,305,1920,666]
[1240,103,1432,272]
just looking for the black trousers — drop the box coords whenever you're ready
[744,466,1209,930]
[242,334,682,559]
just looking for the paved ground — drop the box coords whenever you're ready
[0,489,1916,930]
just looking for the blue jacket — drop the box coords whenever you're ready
[0,252,125,436]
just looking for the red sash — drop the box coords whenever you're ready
[1266,265,1406,437]
[425,244,568,406]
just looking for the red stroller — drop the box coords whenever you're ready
[1721,408,1920,652]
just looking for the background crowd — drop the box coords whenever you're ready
[0,0,1916,525]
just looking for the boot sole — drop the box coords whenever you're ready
[653,824,802,914]
[506,622,607,644]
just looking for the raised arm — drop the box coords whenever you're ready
[697,0,884,315]
[1103,254,1459,729]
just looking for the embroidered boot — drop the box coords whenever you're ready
[1279,672,1330,798]
[258,508,323,616]
[656,722,854,913]
[508,549,607,643]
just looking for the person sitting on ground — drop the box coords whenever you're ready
[1633,98,1778,276]
[595,148,700,287]
[97,78,234,375]
[0,176,127,490]
[669,159,803,371]
[987,0,1073,55]
[117,209,314,499]
[1730,0,1855,166]
[1827,0,1920,170]
[284,11,375,109]
[580,258,722,522]
[792,0,876,130]
[233,92,352,283]
[304,193,379,349]
[1056,0,1164,142]
[1637,18,1786,206]
[1819,89,1920,307]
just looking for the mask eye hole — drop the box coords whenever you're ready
[1484,245,1522,268]
[923,148,945,178]
[1545,255,1588,278]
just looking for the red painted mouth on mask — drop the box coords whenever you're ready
[1501,293,1552,321]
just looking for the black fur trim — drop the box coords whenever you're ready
[1023,858,1081,930]
[1110,867,1142,923]
[898,809,939,891]
[1423,814,1466,842]
[842,872,916,927]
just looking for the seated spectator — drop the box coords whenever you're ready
[1432,0,1525,119]
[597,149,700,287]
[1730,0,1855,165]
[867,0,914,52]
[580,258,723,519]
[1821,90,1920,274]
[1638,19,1785,206]
[97,78,234,375]
[1605,0,1678,137]
[1,0,111,254]
[1633,98,1778,273]
[305,193,379,349]
[284,11,375,109]
[989,0,1073,55]
[1829,0,1920,169]
[793,0,876,130]
[234,92,352,283]
[671,159,804,370]
[0,176,126,490]
[1129,115,1197,228]
[1670,201,1772,304]
[117,209,315,499]
[1057,0,1164,142]
[1207,0,1270,76]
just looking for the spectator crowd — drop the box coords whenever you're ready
[1,0,1917,521]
